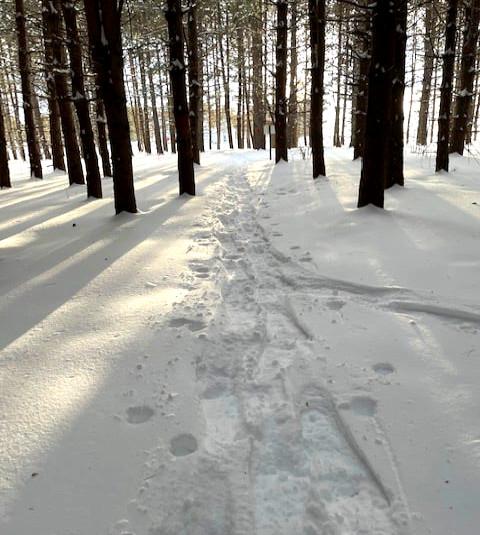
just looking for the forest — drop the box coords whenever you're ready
[0,1,479,534]
[0,0,478,208]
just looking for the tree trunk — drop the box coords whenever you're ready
[15,0,42,178]
[251,0,265,149]
[187,0,201,163]
[275,0,288,163]
[358,0,396,208]
[352,6,370,160]
[0,97,11,188]
[61,0,102,197]
[145,48,163,155]
[41,3,66,171]
[165,0,195,196]
[416,4,435,145]
[96,97,112,176]
[46,0,85,186]
[385,0,407,189]
[288,0,298,148]
[217,4,234,149]
[450,0,480,155]
[309,0,326,177]
[138,50,152,154]
[84,0,137,214]
[435,0,459,172]
[32,93,51,160]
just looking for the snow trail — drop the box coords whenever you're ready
[124,157,410,534]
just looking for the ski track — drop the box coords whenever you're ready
[122,161,411,535]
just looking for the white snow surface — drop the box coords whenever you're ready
[0,148,479,535]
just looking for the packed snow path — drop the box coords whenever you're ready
[1,149,479,535]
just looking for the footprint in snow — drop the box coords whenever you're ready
[339,396,377,417]
[126,405,155,424]
[170,433,198,457]
[326,298,346,311]
[372,362,395,375]
[169,317,206,332]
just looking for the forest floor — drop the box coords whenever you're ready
[0,147,479,535]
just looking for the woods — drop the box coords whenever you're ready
[0,0,479,207]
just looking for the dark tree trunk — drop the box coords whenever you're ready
[358,0,396,208]
[309,0,326,178]
[84,0,137,214]
[217,6,234,150]
[416,3,436,146]
[236,19,244,149]
[138,50,152,154]
[275,0,288,163]
[96,96,112,176]
[165,0,195,196]
[251,0,265,149]
[0,97,11,188]
[450,0,480,155]
[42,22,65,172]
[32,94,51,160]
[436,0,458,172]
[144,48,163,156]
[61,0,102,198]
[385,0,407,189]
[15,0,42,178]
[187,0,201,163]
[288,0,298,148]
[45,0,85,186]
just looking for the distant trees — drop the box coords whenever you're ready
[2,0,480,213]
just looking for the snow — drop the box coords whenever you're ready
[1,148,479,534]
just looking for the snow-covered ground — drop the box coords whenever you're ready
[0,147,479,535]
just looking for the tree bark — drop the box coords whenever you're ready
[46,0,85,186]
[275,0,288,163]
[146,48,163,155]
[309,0,326,178]
[165,0,195,196]
[15,0,42,178]
[288,0,298,148]
[450,0,480,155]
[385,0,407,189]
[435,0,459,172]
[187,0,201,163]
[251,0,265,149]
[358,0,396,208]
[41,4,65,172]
[62,0,102,197]
[0,97,11,188]
[84,0,137,213]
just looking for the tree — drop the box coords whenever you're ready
[416,3,436,146]
[450,0,480,155]
[15,0,42,179]
[164,0,195,195]
[0,97,11,188]
[435,0,459,172]
[309,0,326,178]
[357,0,396,208]
[45,0,85,186]
[385,0,407,189]
[187,0,201,163]
[61,0,102,197]
[275,0,288,163]
[84,0,137,214]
